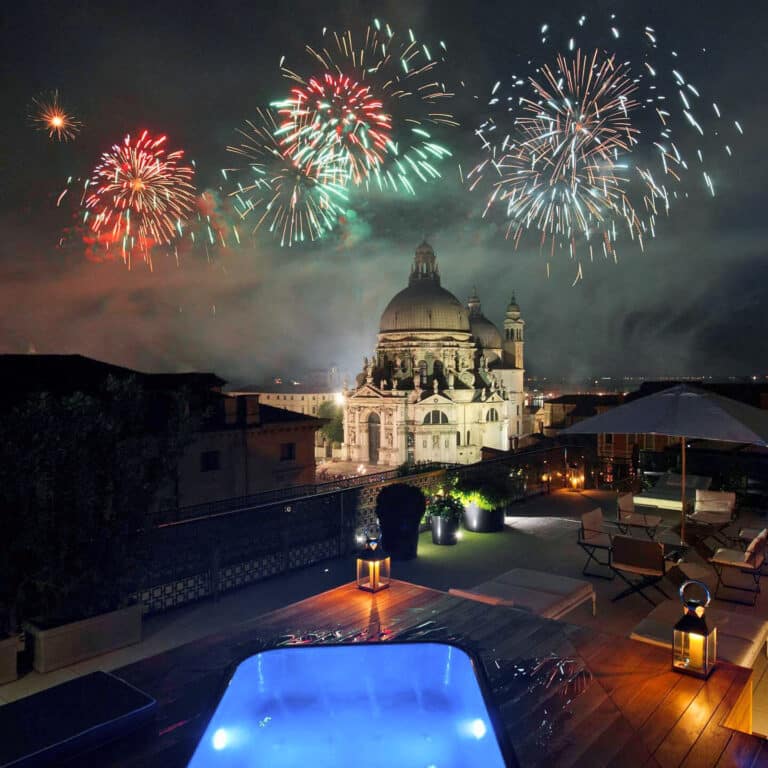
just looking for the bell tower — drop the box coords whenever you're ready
[409,240,440,285]
[502,293,525,369]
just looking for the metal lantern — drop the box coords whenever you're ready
[673,580,717,679]
[356,524,391,593]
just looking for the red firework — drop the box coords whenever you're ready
[83,131,196,266]
[276,73,393,185]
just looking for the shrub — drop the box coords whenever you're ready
[375,483,425,560]
[454,480,510,511]
[425,493,464,523]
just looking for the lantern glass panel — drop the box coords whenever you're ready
[356,554,391,592]
[673,626,716,678]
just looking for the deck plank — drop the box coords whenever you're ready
[87,579,764,768]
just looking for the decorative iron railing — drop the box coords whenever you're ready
[136,446,572,614]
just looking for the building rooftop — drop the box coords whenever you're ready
[0,354,225,399]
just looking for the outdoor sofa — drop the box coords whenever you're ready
[633,471,712,512]
[449,568,596,621]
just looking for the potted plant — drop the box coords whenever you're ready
[456,481,509,532]
[375,483,426,560]
[426,493,464,545]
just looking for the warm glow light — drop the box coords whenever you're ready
[370,559,380,589]
[50,114,64,127]
[688,633,705,670]
[334,391,345,406]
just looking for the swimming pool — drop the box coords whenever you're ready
[187,642,512,767]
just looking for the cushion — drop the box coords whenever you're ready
[711,547,750,565]
[621,512,663,528]
[689,510,732,525]
[449,569,595,620]
[449,583,559,615]
[630,600,768,668]
[493,569,593,600]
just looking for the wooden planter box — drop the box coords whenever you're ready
[0,634,18,684]
[24,604,142,674]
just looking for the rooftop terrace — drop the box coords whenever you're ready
[2,489,767,766]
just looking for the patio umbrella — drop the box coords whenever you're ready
[560,384,768,541]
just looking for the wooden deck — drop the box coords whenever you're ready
[87,580,765,767]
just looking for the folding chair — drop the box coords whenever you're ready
[687,490,737,545]
[710,528,766,606]
[616,493,662,539]
[578,508,613,580]
[610,535,668,606]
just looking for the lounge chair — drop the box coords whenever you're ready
[734,527,768,573]
[616,493,662,538]
[610,534,669,606]
[709,528,767,605]
[687,490,737,544]
[630,600,768,668]
[578,507,613,580]
[449,568,596,620]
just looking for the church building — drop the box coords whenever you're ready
[342,241,527,466]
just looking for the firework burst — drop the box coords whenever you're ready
[279,20,458,192]
[29,90,82,142]
[484,51,650,260]
[83,131,196,267]
[471,15,742,281]
[225,108,348,247]
[274,73,392,186]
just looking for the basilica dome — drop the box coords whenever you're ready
[466,289,502,351]
[379,242,471,333]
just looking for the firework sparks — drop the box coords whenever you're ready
[29,90,82,141]
[279,21,457,191]
[471,14,743,280]
[83,131,196,267]
[225,108,348,247]
[274,73,392,186]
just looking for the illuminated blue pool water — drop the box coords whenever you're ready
[187,642,510,768]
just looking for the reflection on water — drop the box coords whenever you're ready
[266,623,593,763]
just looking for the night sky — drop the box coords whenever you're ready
[2,0,766,385]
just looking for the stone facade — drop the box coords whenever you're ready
[343,241,527,466]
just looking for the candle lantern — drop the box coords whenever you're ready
[567,463,584,491]
[673,580,716,679]
[356,524,391,593]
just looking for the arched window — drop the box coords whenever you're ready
[466,430,470,445]
[418,360,427,384]
[423,410,449,425]
[456,431,461,446]
[486,408,499,422]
